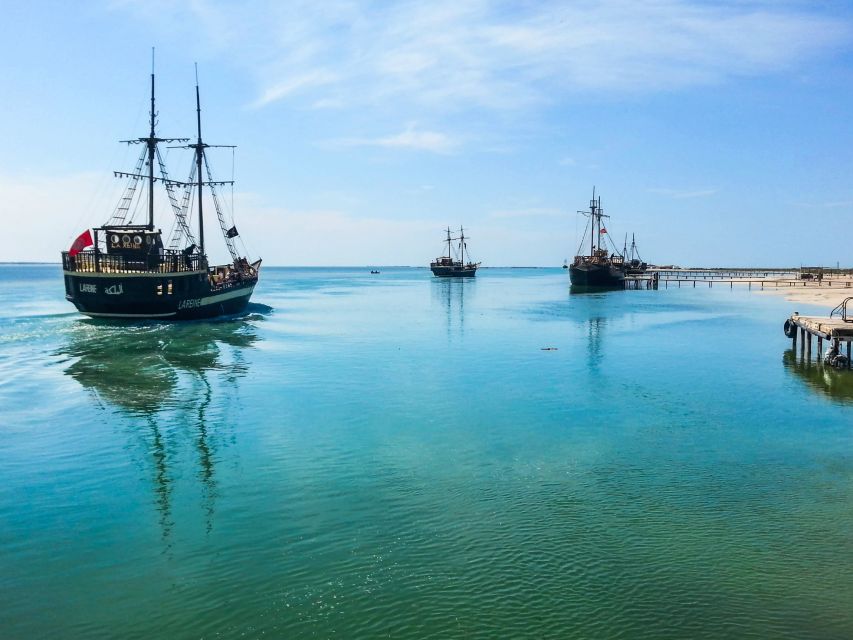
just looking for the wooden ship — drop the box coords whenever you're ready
[61,65,260,319]
[623,233,648,275]
[570,189,625,287]
[430,226,480,277]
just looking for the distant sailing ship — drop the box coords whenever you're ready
[61,64,261,319]
[623,233,648,275]
[570,189,625,287]
[430,227,480,277]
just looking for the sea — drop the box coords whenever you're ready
[1,264,851,639]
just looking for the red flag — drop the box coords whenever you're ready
[599,227,607,234]
[68,229,93,257]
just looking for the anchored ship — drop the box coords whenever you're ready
[61,65,260,320]
[430,226,480,277]
[623,233,648,275]
[570,190,625,288]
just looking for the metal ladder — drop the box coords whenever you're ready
[830,297,853,322]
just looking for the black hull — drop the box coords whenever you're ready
[63,270,257,320]
[569,264,625,288]
[430,265,477,277]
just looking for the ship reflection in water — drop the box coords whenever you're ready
[57,307,267,538]
[569,284,624,294]
[432,275,475,339]
[783,349,853,404]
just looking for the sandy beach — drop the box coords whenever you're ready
[751,278,853,310]
[652,272,853,310]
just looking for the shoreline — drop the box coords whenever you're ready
[752,279,853,310]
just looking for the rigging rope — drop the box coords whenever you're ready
[156,146,196,249]
[106,147,147,226]
[574,215,591,257]
[203,154,239,262]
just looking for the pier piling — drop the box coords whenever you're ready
[787,312,853,368]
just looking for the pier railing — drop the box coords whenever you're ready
[62,250,205,274]
[622,271,853,292]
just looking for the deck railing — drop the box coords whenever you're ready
[62,250,205,274]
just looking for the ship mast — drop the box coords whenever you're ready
[446,226,453,259]
[597,196,602,253]
[192,64,207,257]
[459,226,466,265]
[113,49,189,231]
[147,67,156,230]
[590,188,596,256]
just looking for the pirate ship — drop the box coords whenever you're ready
[61,65,260,319]
[430,226,480,277]
[570,189,625,287]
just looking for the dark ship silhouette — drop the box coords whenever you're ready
[570,189,625,288]
[430,226,480,277]
[61,64,260,319]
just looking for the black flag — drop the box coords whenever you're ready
[226,226,239,238]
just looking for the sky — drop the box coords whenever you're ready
[1,0,853,267]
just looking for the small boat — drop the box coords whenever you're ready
[61,63,261,319]
[430,226,480,277]
[570,189,625,288]
[370,270,380,274]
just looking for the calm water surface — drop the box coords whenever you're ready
[0,265,851,639]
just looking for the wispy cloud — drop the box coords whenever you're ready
[331,125,459,153]
[251,70,339,108]
[647,187,717,199]
[489,207,566,219]
[3,172,123,262]
[124,1,850,113]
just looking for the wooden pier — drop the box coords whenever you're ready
[623,269,853,292]
[785,300,853,369]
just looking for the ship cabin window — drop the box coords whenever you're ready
[167,280,173,295]
[156,283,163,296]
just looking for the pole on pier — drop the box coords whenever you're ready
[806,332,812,361]
[792,325,797,348]
[817,336,823,359]
[800,328,805,359]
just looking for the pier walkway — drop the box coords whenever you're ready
[624,270,853,292]
[785,299,853,369]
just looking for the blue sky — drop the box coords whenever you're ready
[2,0,853,266]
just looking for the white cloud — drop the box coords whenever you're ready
[203,192,573,266]
[250,70,339,108]
[489,207,566,219]
[1,172,124,262]
[122,1,850,113]
[647,187,717,199]
[332,125,459,153]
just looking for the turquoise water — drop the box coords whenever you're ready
[1,265,851,639]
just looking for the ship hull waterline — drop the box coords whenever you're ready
[63,270,257,320]
[569,264,625,288]
[430,266,478,277]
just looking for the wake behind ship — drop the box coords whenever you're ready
[61,66,260,320]
[570,190,625,288]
